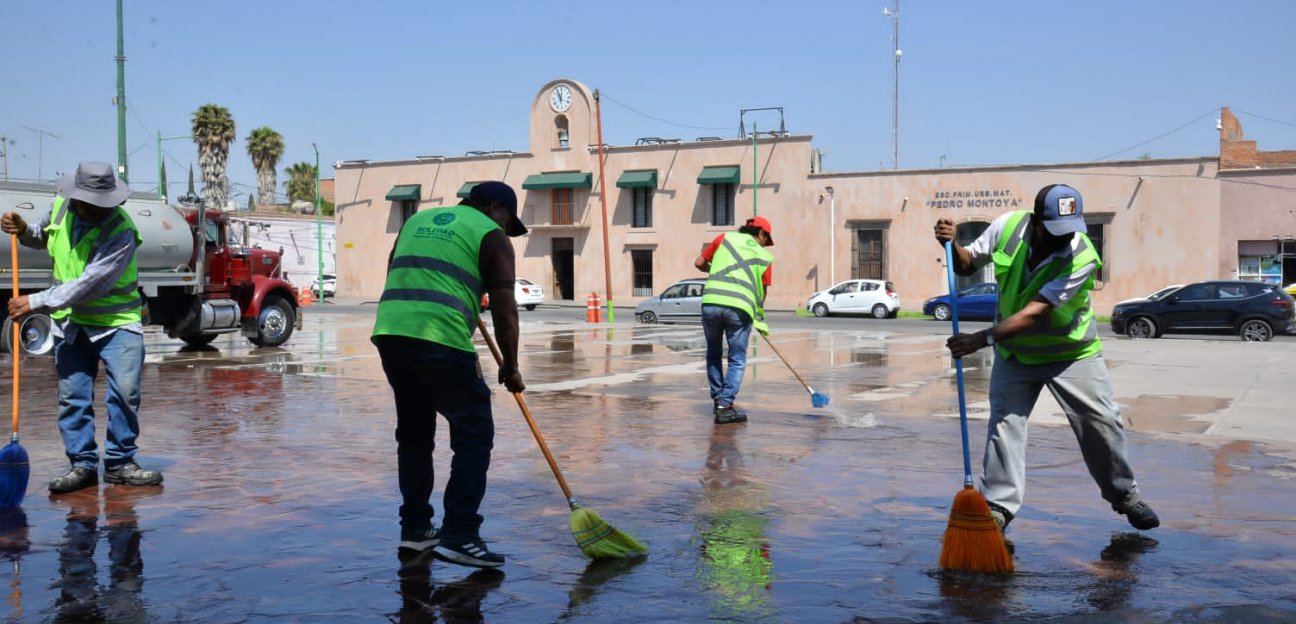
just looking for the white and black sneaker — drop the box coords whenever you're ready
[433,538,505,568]
[399,526,440,553]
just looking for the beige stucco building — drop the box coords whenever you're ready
[333,79,1296,314]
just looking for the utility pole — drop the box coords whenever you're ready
[0,135,8,181]
[116,0,129,181]
[313,143,325,303]
[22,126,61,182]
[884,0,901,170]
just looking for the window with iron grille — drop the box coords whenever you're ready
[632,188,653,228]
[551,188,574,225]
[1086,223,1106,282]
[711,184,735,226]
[399,200,417,225]
[631,249,654,296]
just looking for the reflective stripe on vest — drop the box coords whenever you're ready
[992,211,1102,364]
[701,232,772,333]
[371,205,501,353]
[45,196,142,327]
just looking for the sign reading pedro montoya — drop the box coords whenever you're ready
[927,189,1021,210]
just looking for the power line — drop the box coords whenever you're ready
[1234,109,1296,129]
[598,93,730,132]
[1093,108,1219,162]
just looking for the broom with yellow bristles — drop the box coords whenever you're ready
[938,241,1013,574]
[476,318,646,559]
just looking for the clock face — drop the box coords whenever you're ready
[549,84,573,113]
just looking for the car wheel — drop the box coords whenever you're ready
[640,311,657,324]
[525,305,536,311]
[871,303,890,319]
[1239,319,1274,342]
[933,304,951,321]
[1126,316,1156,339]
[812,303,829,317]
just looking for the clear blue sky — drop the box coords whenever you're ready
[3,0,1294,202]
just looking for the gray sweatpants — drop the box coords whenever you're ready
[980,351,1141,517]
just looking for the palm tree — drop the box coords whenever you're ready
[284,161,318,209]
[245,127,284,207]
[191,104,236,210]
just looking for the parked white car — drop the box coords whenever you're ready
[483,278,546,311]
[806,279,901,319]
[310,274,336,298]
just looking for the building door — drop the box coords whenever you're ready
[854,229,885,280]
[552,237,575,301]
[955,221,992,290]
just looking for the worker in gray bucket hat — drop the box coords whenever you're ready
[1,161,164,493]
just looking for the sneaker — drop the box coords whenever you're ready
[399,526,440,553]
[48,466,98,494]
[433,538,505,569]
[714,406,747,425]
[987,502,1013,534]
[103,462,164,486]
[1116,499,1160,530]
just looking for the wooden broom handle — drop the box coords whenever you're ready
[476,317,575,502]
[11,234,19,435]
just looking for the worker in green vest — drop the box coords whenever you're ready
[371,181,527,569]
[2,162,163,494]
[934,184,1159,534]
[694,216,774,425]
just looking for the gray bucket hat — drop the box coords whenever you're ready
[56,162,132,208]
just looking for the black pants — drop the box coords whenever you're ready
[376,336,494,543]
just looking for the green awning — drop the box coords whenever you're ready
[521,171,593,190]
[385,184,421,201]
[616,170,658,189]
[697,165,740,185]
[456,182,481,198]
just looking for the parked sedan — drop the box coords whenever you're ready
[922,282,998,321]
[805,279,901,319]
[481,278,546,311]
[310,274,336,298]
[1110,280,1296,342]
[636,279,706,324]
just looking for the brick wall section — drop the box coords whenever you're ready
[1220,106,1296,169]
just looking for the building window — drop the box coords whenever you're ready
[853,228,886,280]
[631,249,653,296]
[552,188,574,225]
[555,115,569,149]
[711,183,735,226]
[632,188,653,228]
[400,200,417,225]
[1237,240,1282,284]
[1086,222,1106,282]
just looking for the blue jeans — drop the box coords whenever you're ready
[375,336,494,543]
[702,305,752,408]
[54,329,145,470]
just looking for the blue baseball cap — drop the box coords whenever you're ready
[1033,184,1087,236]
[467,181,527,237]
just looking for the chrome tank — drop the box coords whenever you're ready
[0,181,195,271]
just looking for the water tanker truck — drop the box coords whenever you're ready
[0,181,301,354]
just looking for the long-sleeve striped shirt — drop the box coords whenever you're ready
[18,199,142,343]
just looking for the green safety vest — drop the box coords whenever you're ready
[371,205,501,353]
[992,210,1102,364]
[45,196,143,327]
[701,232,773,334]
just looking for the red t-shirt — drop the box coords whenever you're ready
[701,233,772,287]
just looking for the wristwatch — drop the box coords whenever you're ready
[982,330,995,347]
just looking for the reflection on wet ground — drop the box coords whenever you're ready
[0,316,1293,622]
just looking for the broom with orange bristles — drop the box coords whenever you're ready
[938,240,1013,574]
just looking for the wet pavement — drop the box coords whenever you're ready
[1,311,1295,622]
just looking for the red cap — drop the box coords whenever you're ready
[746,216,774,245]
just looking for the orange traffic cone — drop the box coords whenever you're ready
[299,288,313,306]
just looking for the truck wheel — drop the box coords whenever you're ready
[181,333,219,348]
[249,295,295,347]
[1,313,56,355]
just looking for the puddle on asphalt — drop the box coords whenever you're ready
[1121,394,1231,434]
[0,320,1294,622]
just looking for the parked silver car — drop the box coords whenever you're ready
[635,279,706,324]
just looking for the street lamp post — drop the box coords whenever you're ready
[312,143,325,303]
[825,186,836,286]
[156,131,191,203]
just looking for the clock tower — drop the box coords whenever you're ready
[530,78,595,159]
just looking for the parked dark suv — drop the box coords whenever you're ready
[1110,280,1296,342]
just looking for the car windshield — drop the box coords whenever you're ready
[1148,285,1180,300]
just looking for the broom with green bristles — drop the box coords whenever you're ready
[938,240,1013,574]
[476,318,646,559]
[0,235,29,510]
